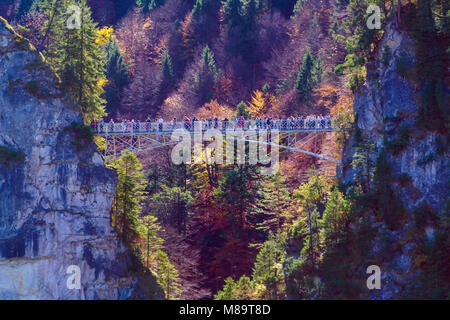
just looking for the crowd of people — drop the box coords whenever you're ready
[90,115,333,133]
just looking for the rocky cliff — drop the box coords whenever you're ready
[340,23,448,299]
[0,18,161,299]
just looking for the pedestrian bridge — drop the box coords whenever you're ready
[93,120,341,166]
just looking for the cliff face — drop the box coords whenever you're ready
[0,18,160,299]
[340,24,448,299]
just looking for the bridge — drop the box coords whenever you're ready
[93,119,341,166]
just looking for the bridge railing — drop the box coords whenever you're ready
[92,119,336,135]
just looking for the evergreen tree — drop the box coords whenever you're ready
[236,101,250,119]
[201,45,217,76]
[150,185,193,233]
[155,250,182,299]
[293,171,327,268]
[104,37,129,117]
[252,231,287,299]
[109,151,148,245]
[320,188,350,249]
[294,48,315,102]
[161,48,174,80]
[351,140,376,193]
[252,173,290,234]
[39,0,107,120]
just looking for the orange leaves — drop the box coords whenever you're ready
[196,100,234,119]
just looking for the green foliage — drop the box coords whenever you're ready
[294,48,323,102]
[335,0,386,91]
[292,0,306,18]
[155,250,182,299]
[214,275,258,300]
[104,38,129,116]
[252,173,290,234]
[252,231,287,299]
[39,0,107,121]
[161,48,174,80]
[351,139,376,193]
[236,101,250,119]
[109,151,147,245]
[150,185,193,233]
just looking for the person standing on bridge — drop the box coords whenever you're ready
[109,119,114,132]
[146,118,151,132]
[158,117,163,131]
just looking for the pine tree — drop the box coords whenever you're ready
[294,48,315,102]
[109,151,148,245]
[293,171,328,268]
[201,45,217,76]
[320,188,350,249]
[39,0,107,120]
[252,173,290,234]
[236,101,250,119]
[161,48,174,81]
[252,231,287,299]
[150,185,193,233]
[104,37,129,116]
[155,250,182,299]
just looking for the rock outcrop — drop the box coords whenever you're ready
[339,24,448,299]
[0,17,161,299]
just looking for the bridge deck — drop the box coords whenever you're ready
[93,120,337,136]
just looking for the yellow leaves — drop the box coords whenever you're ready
[95,26,114,46]
[142,18,153,31]
[247,90,282,117]
[247,90,268,118]
[97,77,108,88]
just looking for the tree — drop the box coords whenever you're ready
[39,0,107,120]
[155,250,182,299]
[236,101,250,119]
[161,48,174,90]
[252,173,291,234]
[150,185,193,233]
[109,151,147,245]
[252,231,287,299]
[320,188,350,249]
[214,275,259,300]
[351,140,376,193]
[104,37,129,116]
[293,170,328,268]
[294,47,324,102]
